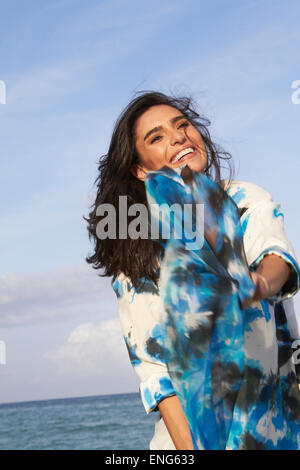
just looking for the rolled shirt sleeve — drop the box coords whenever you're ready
[227,180,300,358]
[227,180,300,302]
[112,273,176,414]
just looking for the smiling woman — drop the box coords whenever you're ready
[85,91,300,450]
[85,91,234,290]
[132,104,208,179]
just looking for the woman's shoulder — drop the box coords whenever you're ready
[111,272,128,298]
[111,272,160,298]
[221,178,272,208]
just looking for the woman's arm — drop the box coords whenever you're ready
[158,394,194,450]
[242,254,292,308]
[255,253,291,298]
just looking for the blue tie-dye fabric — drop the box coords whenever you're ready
[144,167,300,450]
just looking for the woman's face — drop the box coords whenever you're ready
[132,104,208,181]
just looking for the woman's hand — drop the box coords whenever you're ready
[241,272,270,309]
[241,254,291,310]
[250,271,271,301]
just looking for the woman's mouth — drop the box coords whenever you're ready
[171,147,196,165]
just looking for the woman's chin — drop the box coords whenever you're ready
[185,162,206,174]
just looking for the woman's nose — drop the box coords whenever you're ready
[170,129,186,146]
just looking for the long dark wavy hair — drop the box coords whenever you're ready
[85,91,235,290]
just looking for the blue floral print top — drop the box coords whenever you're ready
[112,171,300,450]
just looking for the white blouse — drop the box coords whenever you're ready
[112,179,300,449]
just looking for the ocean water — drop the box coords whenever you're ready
[0,392,158,450]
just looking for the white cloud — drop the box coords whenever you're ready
[0,264,117,327]
[43,319,129,377]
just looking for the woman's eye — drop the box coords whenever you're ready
[178,121,189,129]
[150,135,162,144]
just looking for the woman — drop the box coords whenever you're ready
[85,91,300,450]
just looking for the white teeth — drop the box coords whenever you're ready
[172,147,194,163]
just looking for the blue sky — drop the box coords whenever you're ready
[0,0,299,404]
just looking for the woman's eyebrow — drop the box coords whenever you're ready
[171,114,186,123]
[144,125,162,142]
[143,115,186,141]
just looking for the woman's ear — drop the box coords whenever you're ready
[130,163,147,181]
